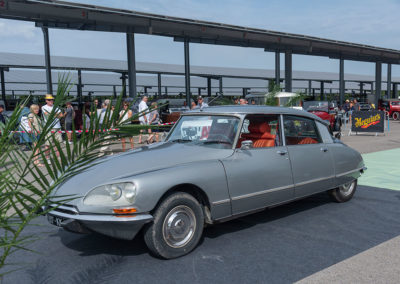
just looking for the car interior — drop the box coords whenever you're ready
[235,114,322,148]
[237,115,280,148]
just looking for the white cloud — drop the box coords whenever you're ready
[0,20,38,39]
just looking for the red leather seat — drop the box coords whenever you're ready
[239,121,276,148]
[298,137,318,144]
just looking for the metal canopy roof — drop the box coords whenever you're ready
[1,69,383,97]
[0,52,398,83]
[1,0,400,64]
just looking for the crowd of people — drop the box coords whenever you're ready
[8,94,164,164]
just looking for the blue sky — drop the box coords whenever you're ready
[0,0,400,76]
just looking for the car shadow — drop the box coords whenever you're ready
[59,191,331,257]
[202,191,331,241]
[58,230,148,257]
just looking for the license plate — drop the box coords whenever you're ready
[47,214,65,227]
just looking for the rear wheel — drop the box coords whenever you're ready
[392,112,399,121]
[143,192,204,259]
[328,179,357,203]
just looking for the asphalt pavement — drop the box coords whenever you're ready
[2,185,400,284]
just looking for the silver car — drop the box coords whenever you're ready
[46,106,366,259]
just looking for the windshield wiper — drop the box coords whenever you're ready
[202,140,232,145]
[169,139,193,143]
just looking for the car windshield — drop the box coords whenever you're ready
[303,101,329,112]
[391,101,400,106]
[167,115,240,149]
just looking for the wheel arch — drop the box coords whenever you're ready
[153,183,211,214]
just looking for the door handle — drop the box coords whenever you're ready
[277,150,288,155]
[320,147,328,152]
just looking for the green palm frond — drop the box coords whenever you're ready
[0,74,148,275]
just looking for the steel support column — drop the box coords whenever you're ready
[219,77,223,95]
[164,86,168,97]
[207,77,212,97]
[184,38,191,106]
[375,62,382,106]
[42,27,53,95]
[275,52,280,86]
[393,83,397,99]
[339,58,345,106]
[387,64,392,99]
[284,51,292,92]
[360,82,364,96]
[77,69,82,105]
[157,73,162,97]
[126,33,137,98]
[0,68,5,104]
[320,81,324,101]
[121,73,127,98]
[113,85,117,98]
[308,80,312,96]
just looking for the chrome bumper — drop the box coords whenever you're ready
[46,207,153,240]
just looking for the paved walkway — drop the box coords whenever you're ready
[359,148,400,191]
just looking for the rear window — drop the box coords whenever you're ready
[283,115,322,145]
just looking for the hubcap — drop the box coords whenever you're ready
[162,205,196,248]
[339,181,355,196]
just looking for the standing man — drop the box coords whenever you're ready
[353,99,360,112]
[0,104,5,125]
[64,102,75,144]
[138,96,149,144]
[196,96,209,110]
[42,94,64,161]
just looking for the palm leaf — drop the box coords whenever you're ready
[0,74,150,275]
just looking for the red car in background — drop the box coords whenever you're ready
[379,99,400,120]
[303,101,342,132]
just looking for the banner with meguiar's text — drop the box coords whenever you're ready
[351,111,384,133]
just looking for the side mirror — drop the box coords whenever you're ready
[241,140,253,150]
[334,132,341,140]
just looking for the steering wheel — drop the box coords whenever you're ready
[207,134,232,144]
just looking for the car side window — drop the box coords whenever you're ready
[283,115,322,145]
[237,114,281,148]
[316,121,333,144]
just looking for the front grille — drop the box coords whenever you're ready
[48,203,79,215]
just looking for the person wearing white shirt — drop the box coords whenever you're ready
[195,96,209,110]
[138,96,150,144]
[42,94,64,162]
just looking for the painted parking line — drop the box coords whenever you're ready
[359,147,400,191]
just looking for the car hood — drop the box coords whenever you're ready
[52,142,234,199]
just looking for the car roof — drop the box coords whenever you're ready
[185,105,328,125]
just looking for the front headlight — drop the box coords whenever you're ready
[83,182,137,206]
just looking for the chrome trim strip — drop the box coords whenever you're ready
[294,175,335,187]
[336,167,364,178]
[232,184,293,201]
[51,204,79,214]
[48,211,153,222]
[212,199,231,205]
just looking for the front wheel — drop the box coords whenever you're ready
[328,179,357,203]
[143,192,204,259]
[392,112,399,121]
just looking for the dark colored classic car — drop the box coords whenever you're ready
[45,106,366,259]
[379,99,400,120]
[303,101,341,132]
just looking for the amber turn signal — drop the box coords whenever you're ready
[113,208,137,214]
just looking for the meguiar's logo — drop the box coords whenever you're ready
[354,114,381,128]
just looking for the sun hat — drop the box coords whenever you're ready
[45,94,55,100]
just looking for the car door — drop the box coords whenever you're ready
[221,114,295,215]
[283,115,335,198]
